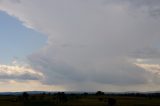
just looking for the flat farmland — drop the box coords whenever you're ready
[0,93,160,106]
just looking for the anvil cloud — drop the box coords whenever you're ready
[0,0,160,91]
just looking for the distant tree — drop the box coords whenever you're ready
[83,92,89,96]
[55,92,68,103]
[22,92,29,101]
[40,92,46,100]
[42,92,46,95]
[96,91,105,95]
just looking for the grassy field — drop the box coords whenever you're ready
[0,93,160,106]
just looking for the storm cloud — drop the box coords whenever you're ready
[1,0,160,91]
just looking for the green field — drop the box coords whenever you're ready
[0,93,160,106]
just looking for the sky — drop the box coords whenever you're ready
[0,11,46,64]
[0,0,160,92]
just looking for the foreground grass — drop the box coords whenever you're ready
[0,94,160,106]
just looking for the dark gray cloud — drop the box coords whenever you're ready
[0,74,41,80]
[131,47,160,59]
[28,53,149,86]
[103,0,160,17]
[90,67,148,85]
[28,54,86,85]
[118,0,160,17]
[0,0,21,3]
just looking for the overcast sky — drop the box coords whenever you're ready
[0,0,160,92]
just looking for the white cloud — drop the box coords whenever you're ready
[0,80,65,92]
[135,63,160,76]
[0,64,44,80]
[1,0,160,91]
